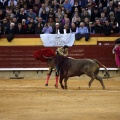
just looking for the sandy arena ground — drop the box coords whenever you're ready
[0,76,120,120]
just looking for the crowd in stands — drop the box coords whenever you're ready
[0,0,120,36]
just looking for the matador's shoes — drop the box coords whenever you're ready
[45,84,48,86]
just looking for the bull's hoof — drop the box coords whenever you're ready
[61,86,64,89]
[65,86,67,89]
[103,86,105,90]
[45,84,48,86]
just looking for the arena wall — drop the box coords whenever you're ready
[0,34,120,79]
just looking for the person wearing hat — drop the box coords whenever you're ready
[45,45,69,87]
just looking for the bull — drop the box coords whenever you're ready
[44,55,110,90]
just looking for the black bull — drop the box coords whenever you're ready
[45,55,110,90]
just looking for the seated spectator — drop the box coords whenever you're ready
[13,5,20,15]
[90,6,101,22]
[70,22,77,33]
[33,4,39,16]
[15,23,25,34]
[26,22,35,34]
[74,17,81,27]
[27,8,37,20]
[8,0,17,7]
[111,23,120,34]
[42,23,53,34]
[71,11,80,23]
[62,13,68,26]
[16,8,28,23]
[0,0,8,9]
[38,3,49,18]
[93,18,103,33]
[6,22,15,34]
[35,22,43,34]
[1,18,10,34]
[76,22,90,41]
[84,17,90,28]
[0,9,6,22]
[12,17,18,29]
[55,16,61,26]
[63,23,70,34]
[99,12,107,25]
[63,0,72,12]
[40,10,48,24]
[71,1,81,14]
[52,22,64,34]
[47,8,55,20]
[62,17,70,28]
[103,20,112,36]
[55,7,64,22]
[81,9,91,22]
[88,22,94,34]
[51,0,60,13]
[35,17,44,28]
[48,17,55,29]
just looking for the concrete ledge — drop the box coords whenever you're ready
[0,68,119,71]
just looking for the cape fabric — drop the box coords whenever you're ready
[33,48,55,62]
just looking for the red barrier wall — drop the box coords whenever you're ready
[0,41,116,68]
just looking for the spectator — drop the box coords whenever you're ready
[1,18,9,34]
[13,5,20,15]
[16,8,28,23]
[33,4,39,16]
[42,23,53,34]
[15,22,25,34]
[0,9,5,22]
[99,12,107,25]
[90,6,101,22]
[107,1,114,13]
[26,22,35,34]
[71,1,81,14]
[70,22,77,33]
[35,17,44,27]
[63,23,70,33]
[0,0,8,9]
[63,0,72,12]
[27,8,36,20]
[8,0,17,7]
[103,20,112,36]
[55,7,64,22]
[84,17,90,27]
[111,23,119,34]
[48,17,55,29]
[51,0,60,13]
[81,8,91,22]
[103,7,109,18]
[47,7,55,20]
[114,6,120,26]
[40,9,48,24]
[52,22,64,34]
[88,22,94,34]
[27,0,34,9]
[71,11,80,23]
[38,3,49,18]
[35,22,43,34]
[62,17,70,27]
[74,17,81,27]
[6,22,15,34]
[33,0,41,10]
[76,22,90,41]
[93,18,103,33]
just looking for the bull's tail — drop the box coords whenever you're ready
[94,59,110,78]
